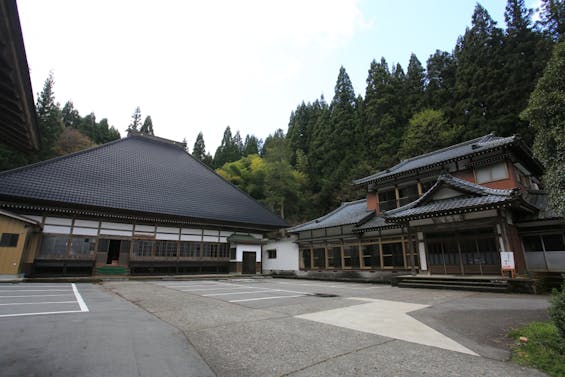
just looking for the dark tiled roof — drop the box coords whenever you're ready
[354,134,517,185]
[353,215,399,231]
[384,174,516,221]
[0,134,287,228]
[385,195,513,221]
[287,199,372,233]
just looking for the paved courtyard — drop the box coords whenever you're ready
[0,278,552,376]
[111,278,550,376]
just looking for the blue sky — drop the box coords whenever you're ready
[17,0,539,152]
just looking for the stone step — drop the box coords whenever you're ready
[96,266,129,275]
[397,281,509,292]
[398,278,508,286]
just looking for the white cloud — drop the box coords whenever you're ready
[18,0,369,151]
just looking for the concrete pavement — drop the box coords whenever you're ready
[105,279,549,377]
[0,283,214,377]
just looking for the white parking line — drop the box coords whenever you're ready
[0,310,84,318]
[274,281,343,288]
[229,295,304,302]
[0,285,69,288]
[0,289,71,292]
[72,284,89,312]
[222,283,307,295]
[164,284,232,288]
[180,286,256,292]
[203,290,279,297]
[0,301,77,306]
[0,294,74,298]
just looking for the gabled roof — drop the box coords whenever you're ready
[287,199,373,233]
[0,133,287,229]
[354,133,532,185]
[0,208,40,226]
[384,174,522,221]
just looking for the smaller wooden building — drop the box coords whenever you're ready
[0,209,41,277]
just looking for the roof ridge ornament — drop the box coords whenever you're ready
[127,130,187,150]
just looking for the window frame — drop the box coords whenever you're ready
[267,249,277,259]
[0,233,19,247]
[475,162,509,184]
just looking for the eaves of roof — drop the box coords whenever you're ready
[353,134,527,186]
[0,208,40,226]
[0,0,40,151]
[287,199,371,233]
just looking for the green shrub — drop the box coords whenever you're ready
[549,282,565,338]
[509,322,565,376]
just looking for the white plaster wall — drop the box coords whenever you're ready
[262,237,299,272]
[235,244,262,262]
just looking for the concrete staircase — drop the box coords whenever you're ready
[391,275,512,293]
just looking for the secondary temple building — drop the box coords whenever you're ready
[288,134,564,277]
[0,133,287,277]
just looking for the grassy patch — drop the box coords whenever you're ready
[509,321,565,377]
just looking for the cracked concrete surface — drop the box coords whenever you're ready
[105,280,549,377]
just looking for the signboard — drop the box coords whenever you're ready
[500,251,515,270]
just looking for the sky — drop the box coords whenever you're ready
[17,0,541,153]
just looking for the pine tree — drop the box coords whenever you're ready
[425,50,457,111]
[233,131,244,155]
[538,0,565,41]
[501,0,553,144]
[406,53,426,111]
[128,106,142,132]
[36,72,64,160]
[61,101,80,128]
[453,4,505,139]
[243,135,260,156]
[192,132,206,159]
[213,126,241,168]
[140,116,154,135]
[521,40,565,215]
[315,66,359,209]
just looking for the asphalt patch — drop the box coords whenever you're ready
[309,293,339,298]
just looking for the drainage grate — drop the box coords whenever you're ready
[308,293,339,298]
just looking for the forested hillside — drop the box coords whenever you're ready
[0,73,122,171]
[213,0,564,224]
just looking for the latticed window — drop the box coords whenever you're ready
[133,240,154,256]
[179,241,201,257]
[69,237,96,256]
[39,235,68,256]
[155,241,177,257]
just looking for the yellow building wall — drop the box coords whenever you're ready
[0,216,37,275]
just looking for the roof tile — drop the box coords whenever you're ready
[0,135,287,228]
